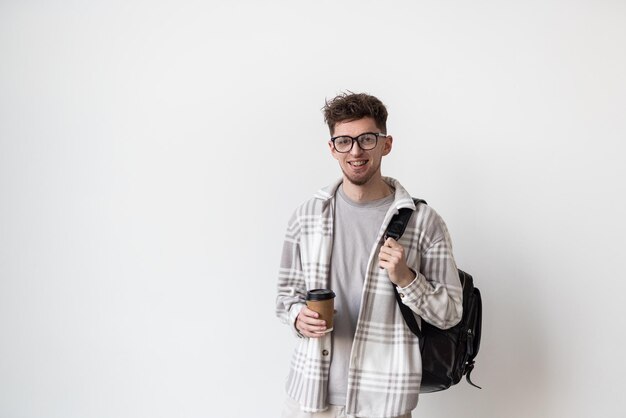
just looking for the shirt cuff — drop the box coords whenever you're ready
[395,270,431,305]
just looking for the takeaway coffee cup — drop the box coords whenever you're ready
[306,289,336,333]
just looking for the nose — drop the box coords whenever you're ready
[350,139,365,156]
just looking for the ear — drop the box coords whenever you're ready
[382,135,393,156]
[328,141,339,160]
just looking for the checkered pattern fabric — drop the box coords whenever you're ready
[276,177,463,417]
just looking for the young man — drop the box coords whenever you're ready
[276,93,463,418]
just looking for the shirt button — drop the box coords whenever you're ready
[399,293,405,298]
[322,349,329,356]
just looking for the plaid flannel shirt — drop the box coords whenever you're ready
[276,177,463,417]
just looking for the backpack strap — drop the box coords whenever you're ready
[465,361,482,389]
[394,283,424,340]
[386,198,427,341]
[385,199,426,241]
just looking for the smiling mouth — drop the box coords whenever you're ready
[348,160,368,167]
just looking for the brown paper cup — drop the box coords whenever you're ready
[306,289,336,332]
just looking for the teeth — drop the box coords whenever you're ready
[350,161,367,166]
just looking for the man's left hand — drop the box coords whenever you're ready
[378,237,416,288]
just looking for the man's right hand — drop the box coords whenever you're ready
[296,306,327,338]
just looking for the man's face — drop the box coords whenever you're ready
[328,117,392,187]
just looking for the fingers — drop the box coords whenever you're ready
[296,306,327,338]
[300,306,324,322]
[379,238,405,270]
[384,237,402,249]
[378,245,403,263]
[381,238,401,255]
[379,246,402,258]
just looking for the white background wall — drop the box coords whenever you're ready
[1,1,625,417]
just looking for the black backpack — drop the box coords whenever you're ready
[385,199,482,393]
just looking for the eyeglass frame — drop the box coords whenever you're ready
[329,132,389,153]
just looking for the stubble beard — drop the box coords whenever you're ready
[341,160,380,186]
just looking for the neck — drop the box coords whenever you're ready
[341,177,393,203]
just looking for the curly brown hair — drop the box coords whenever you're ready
[322,92,388,135]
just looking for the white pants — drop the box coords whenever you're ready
[281,397,412,418]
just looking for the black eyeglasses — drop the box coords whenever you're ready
[330,132,387,153]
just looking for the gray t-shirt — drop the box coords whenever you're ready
[328,185,394,406]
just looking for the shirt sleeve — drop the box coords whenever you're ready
[395,211,463,330]
[275,211,307,338]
